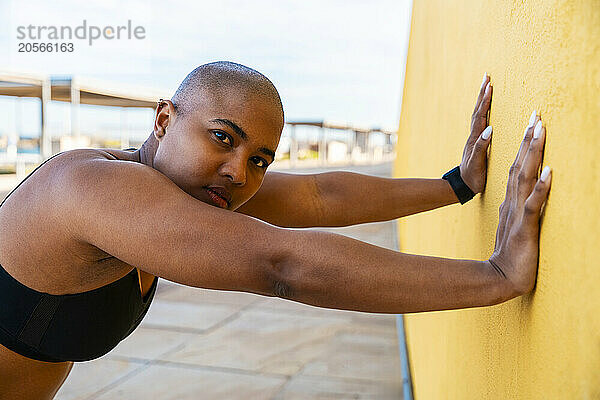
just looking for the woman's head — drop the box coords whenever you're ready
[148,61,284,211]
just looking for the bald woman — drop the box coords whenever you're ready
[0,62,550,398]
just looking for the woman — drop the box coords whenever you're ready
[0,61,550,399]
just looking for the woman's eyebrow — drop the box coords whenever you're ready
[209,118,275,161]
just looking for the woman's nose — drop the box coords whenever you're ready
[221,159,246,186]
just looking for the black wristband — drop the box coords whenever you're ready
[442,166,475,205]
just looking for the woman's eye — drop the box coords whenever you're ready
[214,131,232,146]
[252,157,268,169]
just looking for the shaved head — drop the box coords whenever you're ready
[171,61,284,121]
[145,61,285,211]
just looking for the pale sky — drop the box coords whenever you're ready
[0,0,412,141]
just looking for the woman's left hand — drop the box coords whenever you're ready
[459,74,493,194]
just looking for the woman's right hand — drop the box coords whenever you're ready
[487,111,552,296]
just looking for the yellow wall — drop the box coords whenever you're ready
[394,1,599,399]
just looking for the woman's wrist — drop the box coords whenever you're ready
[441,177,462,205]
[442,166,476,204]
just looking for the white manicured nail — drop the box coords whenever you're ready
[540,166,551,182]
[533,120,543,139]
[481,126,492,140]
[481,73,487,89]
[523,127,529,139]
[528,110,537,128]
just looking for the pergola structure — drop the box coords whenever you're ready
[285,120,395,166]
[0,72,162,170]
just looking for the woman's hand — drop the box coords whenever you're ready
[459,74,494,194]
[487,111,552,295]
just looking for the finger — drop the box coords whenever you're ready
[515,111,540,169]
[475,81,493,120]
[502,111,539,244]
[510,112,540,206]
[473,73,490,115]
[517,121,546,204]
[474,125,493,157]
[522,166,552,228]
[468,81,492,147]
[496,199,509,247]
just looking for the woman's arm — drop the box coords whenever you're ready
[315,74,494,226]
[235,171,460,228]
[273,227,515,314]
[312,172,461,226]
[275,112,551,314]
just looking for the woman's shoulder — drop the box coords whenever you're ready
[51,147,138,164]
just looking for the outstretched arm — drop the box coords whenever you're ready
[236,170,461,227]
[273,110,550,314]
[313,172,463,226]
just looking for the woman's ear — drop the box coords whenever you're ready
[153,99,176,140]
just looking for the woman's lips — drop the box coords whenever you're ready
[205,188,229,208]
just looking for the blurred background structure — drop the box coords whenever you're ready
[0,72,159,170]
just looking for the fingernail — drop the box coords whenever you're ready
[528,109,537,128]
[481,126,492,140]
[533,120,543,139]
[540,166,551,182]
[481,72,487,89]
[485,81,491,94]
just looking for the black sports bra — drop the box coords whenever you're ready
[0,148,158,362]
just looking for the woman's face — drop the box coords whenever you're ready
[152,88,283,211]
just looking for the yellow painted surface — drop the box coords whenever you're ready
[394,1,599,398]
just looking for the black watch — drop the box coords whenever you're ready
[442,166,475,205]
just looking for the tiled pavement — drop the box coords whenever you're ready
[3,161,405,399]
